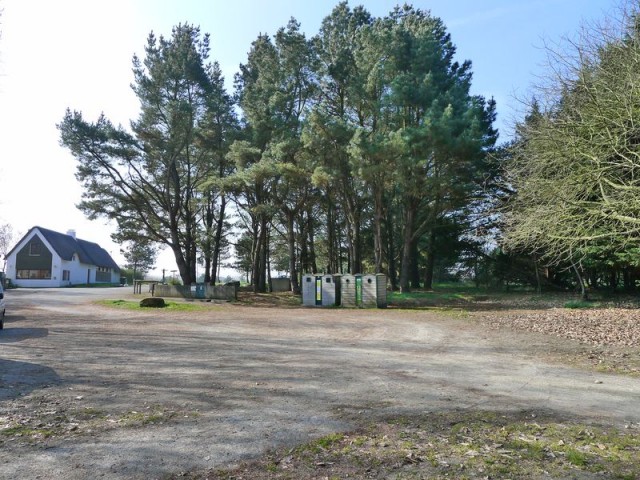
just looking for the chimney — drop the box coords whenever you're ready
[67,229,77,239]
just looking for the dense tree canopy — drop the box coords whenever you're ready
[311,5,496,291]
[60,5,501,291]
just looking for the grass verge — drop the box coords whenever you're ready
[564,300,603,309]
[97,299,213,311]
[182,410,640,479]
[0,402,196,446]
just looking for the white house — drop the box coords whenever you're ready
[4,226,120,287]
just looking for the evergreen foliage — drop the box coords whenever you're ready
[59,24,237,286]
[63,3,640,293]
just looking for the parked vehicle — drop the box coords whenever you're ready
[0,282,5,329]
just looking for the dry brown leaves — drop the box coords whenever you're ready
[480,308,640,348]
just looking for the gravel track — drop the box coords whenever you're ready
[1,288,639,479]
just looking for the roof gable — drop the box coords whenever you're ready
[6,226,120,271]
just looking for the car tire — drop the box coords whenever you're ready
[0,310,4,330]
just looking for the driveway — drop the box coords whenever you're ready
[1,288,638,479]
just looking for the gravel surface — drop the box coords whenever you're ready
[1,288,639,479]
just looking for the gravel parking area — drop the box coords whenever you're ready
[1,288,639,479]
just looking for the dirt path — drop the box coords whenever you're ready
[1,288,639,479]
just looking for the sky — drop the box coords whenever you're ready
[0,0,621,279]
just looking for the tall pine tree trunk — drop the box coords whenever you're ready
[307,212,318,274]
[253,216,268,293]
[210,196,227,286]
[373,186,384,273]
[327,202,337,274]
[399,206,416,293]
[386,208,398,291]
[352,221,362,274]
[299,214,309,274]
[172,244,193,285]
[203,193,215,284]
[410,239,420,289]
[344,193,362,274]
[250,216,262,292]
[344,216,362,274]
[423,230,436,290]
[286,210,300,294]
[204,257,212,284]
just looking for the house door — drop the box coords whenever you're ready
[87,269,91,284]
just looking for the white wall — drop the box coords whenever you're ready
[4,230,63,287]
[6,229,120,287]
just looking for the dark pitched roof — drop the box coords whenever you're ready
[8,226,120,271]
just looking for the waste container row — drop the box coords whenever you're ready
[302,274,387,308]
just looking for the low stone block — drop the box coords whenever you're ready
[140,297,166,308]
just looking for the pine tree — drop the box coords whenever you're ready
[59,24,237,285]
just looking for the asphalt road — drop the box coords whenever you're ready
[1,288,639,479]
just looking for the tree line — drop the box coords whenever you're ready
[58,2,497,293]
[58,1,640,296]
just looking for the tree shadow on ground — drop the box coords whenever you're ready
[0,358,60,400]
[0,317,48,343]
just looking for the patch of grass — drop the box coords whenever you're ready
[387,283,510,309]
[315,433,344,449]
[564,300,602,309]
[0,425,57,439]
[103,299,130,307]
[387,284,640,311]
[73,407,107,420]
[97,299,211,312]
[565,447,589,466]
[0,400,200,449]
[505,438,546,460]
[295,433,346,455]
[389,290,475,303]
[162,301,211,312]
[117,407,176,427]
[1,425,29,436]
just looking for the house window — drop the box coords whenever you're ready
[29,242,42,256]
[62,270,70,281]
[17,269,51,279]
[96,267,111,283]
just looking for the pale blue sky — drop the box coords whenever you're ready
[0,0,620,276]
